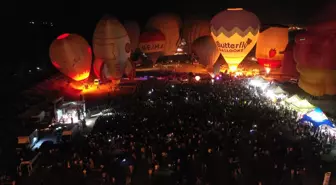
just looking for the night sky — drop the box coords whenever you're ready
[3,0,333,90]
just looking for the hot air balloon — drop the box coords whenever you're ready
[124,59,136,80]
[124,20,140,52]
[280,43,299,78]
[294,21,336,96]
[182,17,210,54]
[146,13,182,55]
[93,58,104,79]
[139,30,166,64]
[93,15,131,81]
[210,8,260,72]
[256,27,288,73]
[49,33,92,81]
[192,36,220,68]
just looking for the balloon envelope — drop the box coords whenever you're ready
[124,20,140,52]
[182,18,210,54]
[210,8,260,71]
[294,21,336,96]
[146,13,182,55]
[93,58,104,79]
[49,33,92,81]
[93,16,131,80]
[192,36,220,67]
[256,27,288,69]
[280,43,299,77]
[139,30,166,63]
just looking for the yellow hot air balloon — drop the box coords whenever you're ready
[123,20,140,52]
[146,13,182,55]
[49,33,92,81]
[210,8,260,72]
[182,17,210,54]
[191,36,220,68]
[93,15,131,80]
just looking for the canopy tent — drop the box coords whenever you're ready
[273,86,286,95]
[289,99,316,114]
[302,108,335,128]
[285,95,301,104]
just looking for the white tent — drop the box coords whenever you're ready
[273,86,286,95]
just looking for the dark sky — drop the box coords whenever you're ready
[6,0,334,25]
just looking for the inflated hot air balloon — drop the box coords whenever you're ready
[93,15,131,80]
[211,8,260,71]
[294,21,336,96]
[49,33,92,81]
[280,43,299,77]
[256,27,288,73]
[192,36,220,68]
[124,20,140,52]
[139,30,166,63]
[182,17,210,54]
[124,59,136,80]
[93,58,104,79]
[146,13,182,55]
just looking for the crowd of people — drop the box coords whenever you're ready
[17,75,336,185]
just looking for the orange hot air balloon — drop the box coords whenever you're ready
[93,58,104,79]
[124,20,140,52]
[124,59,136,80]
[146,13,182,55]
[139,30,166,63]
[211,8,260,72]
[93,15,131,80]
[192,36,220,68]
[256,27,288,72]
[182,17,210,54]
[49,33,92,81]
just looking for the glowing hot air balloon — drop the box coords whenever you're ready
[182,17,210,54]
[256,27,288,73]
[49,33,92,81]
[93,15,131,81]
[192,36,220,68]
[124,59,136,80]
[210,8,260,72]
[146,13,182,55]
[280,43,299,78]
[93,58,104,79]
[139,30,166,63]
[294,21,336,96]
[124,20,140,52]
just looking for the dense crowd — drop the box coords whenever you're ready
[17,76,336,185]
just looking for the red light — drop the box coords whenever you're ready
[88,47,92,54]
[57,33,70,40]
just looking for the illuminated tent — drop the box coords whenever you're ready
[146,13,182,55]
[273,86,286,95]
[210,8,260,71]
[49,33,92,81]
[288,99,315,114]
[256,27,288,72]
[302,108,335,128]
[284,95,301,106]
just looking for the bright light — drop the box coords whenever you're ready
[229,66,237,72]
[195,76,201,81]
[265,67,271,74]
[177,48,183,52]
[211,79,215,83]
